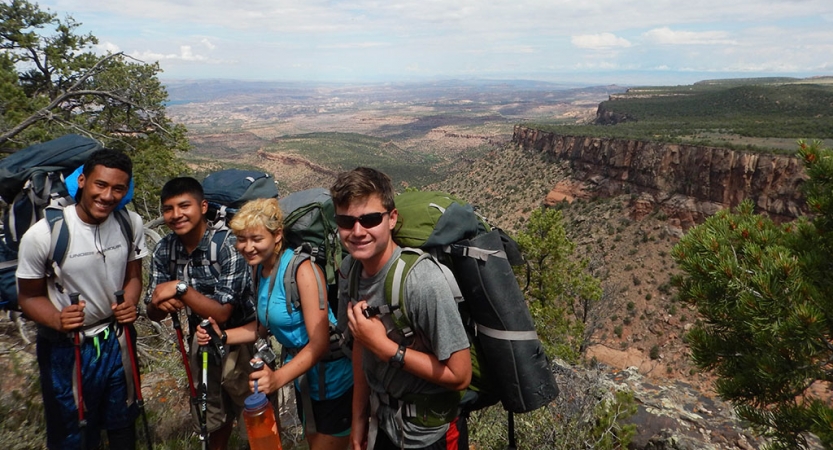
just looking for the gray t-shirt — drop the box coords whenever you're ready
[338,247,469,448]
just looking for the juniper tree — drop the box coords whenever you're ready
[673,140,833,449]
[514,206,601,362]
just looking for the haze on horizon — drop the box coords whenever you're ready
[35,0,833,87]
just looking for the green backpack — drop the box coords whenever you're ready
[279,187,344,308]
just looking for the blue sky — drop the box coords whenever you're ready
[35,0,833,86]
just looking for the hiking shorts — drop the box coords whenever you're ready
[294,385,353,436]
[189,339,254,436]
[37,324,138,450]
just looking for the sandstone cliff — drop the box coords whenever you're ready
[594,104,635,125]
[513,125,808,229]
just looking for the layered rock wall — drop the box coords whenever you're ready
[513,125,807,228]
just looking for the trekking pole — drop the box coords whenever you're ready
[507,411,516,450]
[115,290,153,450]
[69,292,87,450]
[170,311,201,447]
[198,319,211,450]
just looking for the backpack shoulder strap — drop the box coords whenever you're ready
[45,206,68,276]
[390,248,463,305]
[206,226,229,279]
[381,248,427,340]
[112,209,137,258]
[167,235,178,279]
[283,245,327,315]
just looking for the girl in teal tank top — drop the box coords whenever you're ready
[197,198,353,449]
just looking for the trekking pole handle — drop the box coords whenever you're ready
[200,318,227,358]
[115,289,125,305]
[69,292,82,332]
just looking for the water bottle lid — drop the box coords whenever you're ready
[244,391,269,410]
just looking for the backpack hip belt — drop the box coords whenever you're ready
[374,389,462,428]
[36,316,116,343]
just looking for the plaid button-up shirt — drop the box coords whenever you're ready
[144,227,255,327]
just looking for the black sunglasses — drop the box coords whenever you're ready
[335,211,391,229]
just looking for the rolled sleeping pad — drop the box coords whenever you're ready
[451,229,559,413]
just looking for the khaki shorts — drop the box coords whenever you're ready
[189,337,254,435]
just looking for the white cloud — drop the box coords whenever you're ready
[643,27,737,45]
[95,41,121,54]
[571,33,632,50]
[318,42,390,49]
[31,0,833,82]
[131,45,208,62]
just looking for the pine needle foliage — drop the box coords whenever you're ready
[673,140,833,449]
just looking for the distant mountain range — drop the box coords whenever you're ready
[162,78,626,106]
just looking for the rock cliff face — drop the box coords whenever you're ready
[594,104,635,125]
[513,125,808,229]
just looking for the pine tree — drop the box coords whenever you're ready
[0,0,189,216]
[673,140,833,449]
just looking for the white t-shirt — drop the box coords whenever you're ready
[16,206,148,328]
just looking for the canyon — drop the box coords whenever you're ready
[513,125,808,230]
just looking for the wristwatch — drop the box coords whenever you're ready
[174,280,188,298]
[389,343,407,369]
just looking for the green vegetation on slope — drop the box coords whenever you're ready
[525,79,833,153]
[265,132,447,186]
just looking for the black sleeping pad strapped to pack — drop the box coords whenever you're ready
[450,228,559,413]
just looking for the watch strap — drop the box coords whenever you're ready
[389,343,406,369]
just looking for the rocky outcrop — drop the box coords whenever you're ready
[513,125,808,229]
[551,360,772,449]
[595,104,636,125]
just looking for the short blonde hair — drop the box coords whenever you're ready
[229,198,284,236]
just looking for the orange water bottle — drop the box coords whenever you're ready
[244,362,282,450]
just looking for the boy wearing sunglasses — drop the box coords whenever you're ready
[331,167,472,450]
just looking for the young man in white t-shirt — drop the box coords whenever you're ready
[16,149,147,450]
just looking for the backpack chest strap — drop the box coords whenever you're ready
[347,257,415,341]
